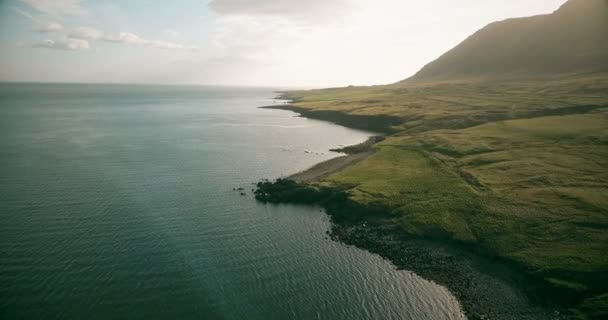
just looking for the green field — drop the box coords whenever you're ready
[282,75,608,133]
[282,74,608,318]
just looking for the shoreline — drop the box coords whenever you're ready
[287,136,383,183]
[254,178,570,320]
[257,101,572,319]
[261,104,402,134]
[288,151,374,183]
[330,218,569,320]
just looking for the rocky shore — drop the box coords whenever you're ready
[254,100,579,319]
[254,179,570,320]
[331,219,569,320]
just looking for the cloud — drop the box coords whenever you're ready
[201,0,466,86]
[101,32,197,50]
[204,0,359,74]
[34,23,63,33]
[68,27,102,40]
[102,32,145,44]
[164,29,181,38]
[209,15,300,59]
[20,0,87,16]
[57,28,196,51]
[208,0,352,22]
[25,28,194,53]
[146,40,194,50]
[32,38,90,50]
[13,6,37,21]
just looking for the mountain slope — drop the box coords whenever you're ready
[408,0,608,81]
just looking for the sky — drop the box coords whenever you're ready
[0,0,568,87]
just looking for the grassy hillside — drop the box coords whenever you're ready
[408,0,608,81]
[323,113,608,274]
[277,75,608,318]
[281,74,608,132]
[273,0,608,316]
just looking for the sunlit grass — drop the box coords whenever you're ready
[287,75,608,312]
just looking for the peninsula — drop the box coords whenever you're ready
[257,0,608,319]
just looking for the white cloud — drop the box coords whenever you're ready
[7,0,567,86]
[164,29,181,38]
[35,22,63,33]
[20,0,87,16]
[46,28,197,51]
[32,38,90,50]
[147,40,192,50]
[102,32,197,50]
[68,27,103,40]
[209,0,352,22]
[102,32,145,44]
[208,15,302,62]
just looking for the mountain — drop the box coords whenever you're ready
[408,0,608,81]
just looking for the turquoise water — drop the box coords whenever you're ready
[0,83,465,320]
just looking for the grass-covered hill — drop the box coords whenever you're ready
[281,75,608,134]
[278,75,608,320]
[271,1,608,317]
[408,0,608,81]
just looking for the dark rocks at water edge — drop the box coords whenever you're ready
[254,179,395,225]
[330,135,385,154]
[253,178,571,320]
[254,179,348,205]
[331,222,571,320]
[260,105,402,134]
[231,186,250,196]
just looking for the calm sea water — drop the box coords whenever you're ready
[0,83,465,320]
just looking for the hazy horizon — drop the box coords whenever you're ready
[0,0,567,87]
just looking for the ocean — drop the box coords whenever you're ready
[0,83,464,319]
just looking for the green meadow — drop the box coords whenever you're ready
[282,74,608,318]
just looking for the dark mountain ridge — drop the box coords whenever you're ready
[408,0,608,82]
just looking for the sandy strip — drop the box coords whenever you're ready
[288,151,373,183]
